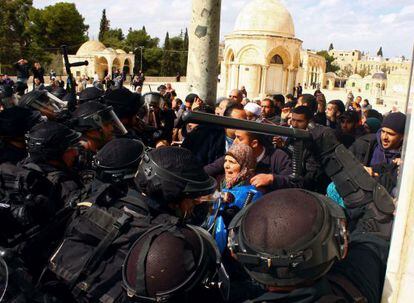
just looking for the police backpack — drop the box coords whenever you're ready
[0,162,64,247]
[48,191,168,302]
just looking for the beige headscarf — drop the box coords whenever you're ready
[224,144,256,189]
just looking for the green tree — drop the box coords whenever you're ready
[143,48,163,76]
[169,35,184,75]
[357,67,370,78]
[98,9,109,42]
[125,28,160,74]
[0,0,33,72]
[28,2,89,52]
[161,32,171,76]
[377,46,383,57]
[181,28,189,76]
[101,28,124,49]
[338,64,354,78]
[316,50,340,74]
[328,43,334,51]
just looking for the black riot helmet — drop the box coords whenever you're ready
[78,87,105,104]
[135,147,217,203]
[0,107,42,138]
[0,85,13,99]
[71,101,128,135]
[94,138,145,184]
[26,121,81,161]
[104,87,143,119]
[50,87,67,99]
[18,90,66,119]
[122,222,229,302]
[228,189,348,288]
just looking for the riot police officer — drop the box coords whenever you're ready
[0,107,41,164]
[135,146,217,218]
[45,146,217,302]
[122,222,229,303]
[103,87,145,140]
[18,90,66,121]
[77,86,105,104]
[138,92,175,146]
[227,189,389,303]
[68,138,145,206]
[21,121,84,206]
[70,101,127,152]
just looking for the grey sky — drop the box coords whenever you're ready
[33,0,414,58]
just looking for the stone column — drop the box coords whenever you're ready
[186,0,221,106]
[286,68,294,95]
[234,64,240,90]
[260,65,268,97]
[107,59,113,79]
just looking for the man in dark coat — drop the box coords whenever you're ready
[350,112,405,167]
[14,59,30,84]
[204,130,294,192]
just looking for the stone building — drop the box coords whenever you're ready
[219,0,325,99]
[328,49,362,73]
[64,40,135,80]
[329,47,411,76]
[355,54,411,75]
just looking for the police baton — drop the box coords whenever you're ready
[182,111,312,178]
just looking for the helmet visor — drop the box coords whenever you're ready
[81,106,128,135]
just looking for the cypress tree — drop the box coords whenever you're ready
[98,9,110,42]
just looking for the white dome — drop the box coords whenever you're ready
[233,0,295,38]
[76,40,106,56]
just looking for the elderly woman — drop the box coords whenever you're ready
[210,144,262,251]
[223,143,256,190]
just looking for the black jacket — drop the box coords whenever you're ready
[182,124,226,166]
[32,67,45,83]
[204,147,295,192]
[0,142,27,165]
[14,62,30,79]
[349,133,377,166]
[234,233,389,303]
[284,138,330,194]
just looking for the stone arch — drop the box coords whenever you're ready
[266,46,291,68]
[112,58,121,73]
[123,58,132,75]
[270,54,283,64]
[95,56,109,80]
[225,48,235,63]
[236,45,263,64]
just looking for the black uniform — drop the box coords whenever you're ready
[236,232,388,303]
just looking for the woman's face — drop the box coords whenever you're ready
[224,155,241,180]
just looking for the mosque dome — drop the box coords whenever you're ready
[233,0,295,38]
[76,40,106,56]
[116,49,127,54]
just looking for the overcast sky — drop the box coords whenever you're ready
[33,0,414,58]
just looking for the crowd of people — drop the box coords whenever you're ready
[0,59,403,302]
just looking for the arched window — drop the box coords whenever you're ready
[352,82,355,87]
[365,84,370,90]
[270,54,283,64]
[230,53,235,62]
